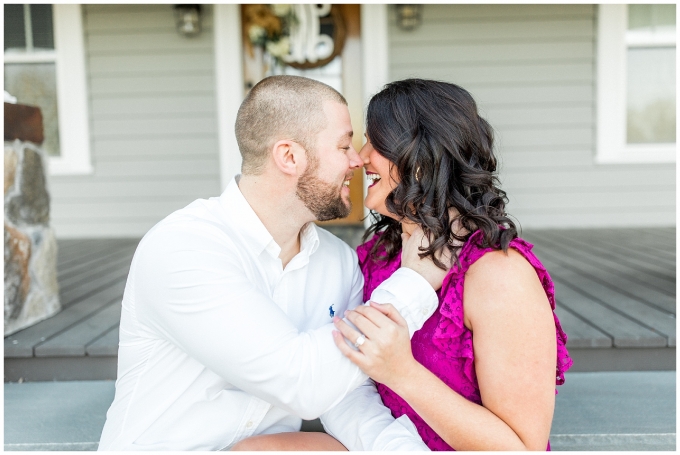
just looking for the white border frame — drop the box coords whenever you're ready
[596,4,675,164]
[214,4,245,191]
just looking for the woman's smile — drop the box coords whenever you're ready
[359,136,397,218]
[366,171,382,188]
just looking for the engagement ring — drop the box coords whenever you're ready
[354,334,366,348]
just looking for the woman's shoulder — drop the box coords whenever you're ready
[466,247,538,284]
[465,247,544,305]
[454,231,544,280]
[462,236,554,323]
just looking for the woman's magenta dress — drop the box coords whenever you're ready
[357,230,573,451]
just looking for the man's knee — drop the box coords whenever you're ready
[231,434,280,451]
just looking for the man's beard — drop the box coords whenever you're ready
[296,152,351,222]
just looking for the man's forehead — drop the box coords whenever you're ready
[319,100,353,135]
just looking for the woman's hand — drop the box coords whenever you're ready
[331,301,419,389]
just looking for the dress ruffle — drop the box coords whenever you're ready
[357,234,401,303]
[433,230,573,389]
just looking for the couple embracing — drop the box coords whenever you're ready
[98,76,572,451]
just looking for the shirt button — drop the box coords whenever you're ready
[421,308,428,315]
[246,421,253,428]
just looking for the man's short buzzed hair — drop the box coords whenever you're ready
[235,75,347,175]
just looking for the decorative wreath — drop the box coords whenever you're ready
[242,4,346,70]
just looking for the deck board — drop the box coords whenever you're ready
[58,252,135,291]
[5,227,676,380]
[58,262,132,309]
[527,232,674,295]
[525,236,676,314]
[550,229,676,264]
[545,231,674,285]
[57,239,134,266]
[58,244,138,281]
[86,326,120,357]
[537,257,675,343]
[525,232,676,314]
[552,281,667,348]
[554,304,612,348]
[555,274,674,345]
[570,230,675,265]
[4,280,126,357]
[35,303,122,357]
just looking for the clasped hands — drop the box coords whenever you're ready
[332,301,414,389]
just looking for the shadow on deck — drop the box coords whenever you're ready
[4,227,676,382]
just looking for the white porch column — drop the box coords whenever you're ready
[360,4,390,226]
[361,4,390,105]
[214,4,245,191]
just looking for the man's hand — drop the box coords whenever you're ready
[400,227,452,291]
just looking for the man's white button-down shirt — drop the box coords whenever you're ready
[98,177,438,451]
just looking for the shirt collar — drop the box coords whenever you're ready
[299,221,320,257]
[219,176,320,260]
[219,176,274,256]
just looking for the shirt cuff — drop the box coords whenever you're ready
[369,267,439,337]
[372,414,431,451]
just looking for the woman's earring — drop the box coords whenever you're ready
[415,166,421,182]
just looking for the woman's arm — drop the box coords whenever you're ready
[333,248,557,451]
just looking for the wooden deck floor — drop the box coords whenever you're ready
[4,227,675,381]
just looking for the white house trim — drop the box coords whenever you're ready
[214,4,245,192]
[360,4,389,226]
[51,4,93,175]
[596,4,675,164]
[360,4,389,111]
[4,50,56,63]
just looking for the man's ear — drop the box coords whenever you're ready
[271,140,303,176]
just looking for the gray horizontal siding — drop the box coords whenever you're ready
[392,63,593,86]
[388,4,675,228]
[90,137,218,158]
[391,42,594,66]
[417,4,595,19]
[51,179,219,199]
[88,53,214,75]
[49,4,221,238]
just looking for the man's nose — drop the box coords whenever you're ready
[348,146,363,169]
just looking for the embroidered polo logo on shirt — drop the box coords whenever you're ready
[329,305,335,318]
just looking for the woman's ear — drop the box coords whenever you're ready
[271,140,302,176]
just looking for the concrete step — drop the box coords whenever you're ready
[3,371,676,451]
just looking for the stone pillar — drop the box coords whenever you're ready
[4,102,60,336]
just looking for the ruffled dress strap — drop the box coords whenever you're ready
[434,230,573,387]
[357,232,402,303]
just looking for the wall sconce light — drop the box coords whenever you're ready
[174,4,202,37]
[395,4,422,31]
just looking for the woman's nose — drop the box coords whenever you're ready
[358,143,371,164]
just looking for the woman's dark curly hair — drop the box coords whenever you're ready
[364,78,517,269]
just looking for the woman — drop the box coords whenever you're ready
[331,78,572,450]
[234,79,572,451]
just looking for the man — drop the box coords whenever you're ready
[98,76,443,450]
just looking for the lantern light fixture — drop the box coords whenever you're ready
[395,5,422,31]
[174,4,202,37]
